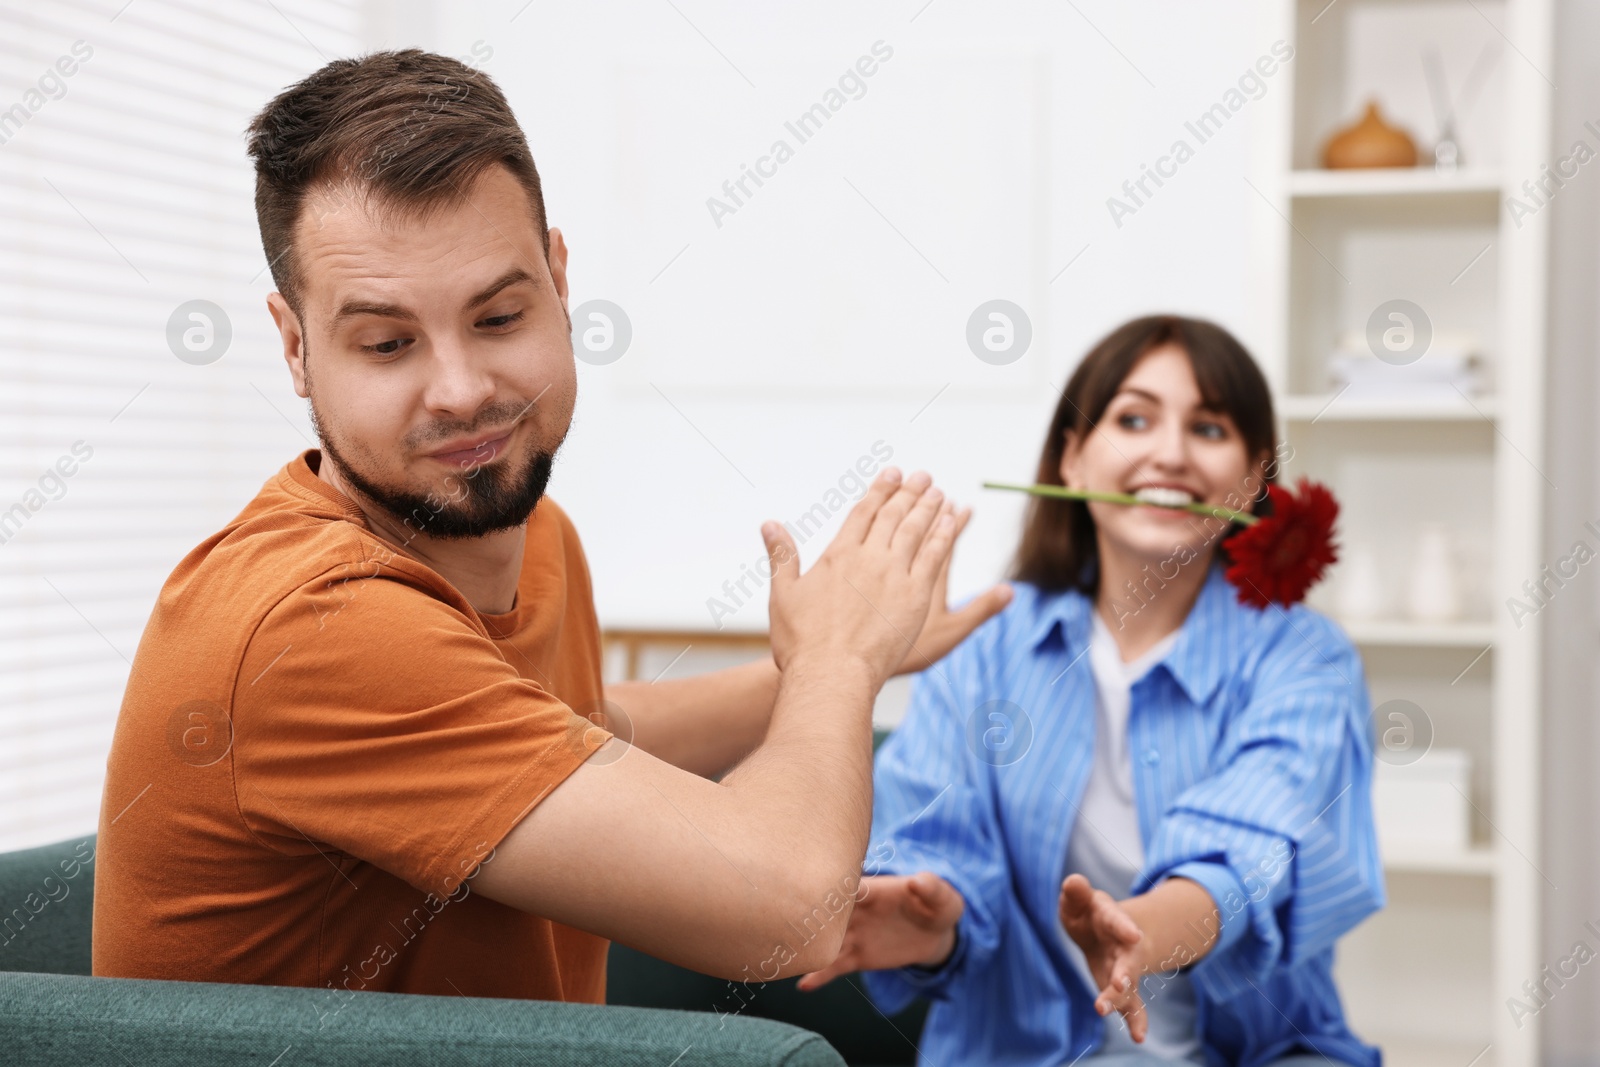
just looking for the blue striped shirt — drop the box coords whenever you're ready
[862,564,1385,1067]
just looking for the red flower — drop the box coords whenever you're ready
[1223,478,1340,608]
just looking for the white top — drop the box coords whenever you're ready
[1060,612,1201,1062]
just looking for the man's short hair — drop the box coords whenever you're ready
[245,49,549,317]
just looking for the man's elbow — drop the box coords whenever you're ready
[780,927,848,979]
[756,880,855,978]
[694,881,852,982]
[660,837,861,978]
[689,918,844,983]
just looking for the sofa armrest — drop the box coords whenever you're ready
[0,972,845,1066]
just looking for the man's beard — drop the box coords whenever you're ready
[309,399,558,541]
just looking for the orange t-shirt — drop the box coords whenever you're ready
[93,449,613,1008]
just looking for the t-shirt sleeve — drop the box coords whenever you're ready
[229,562,610,900]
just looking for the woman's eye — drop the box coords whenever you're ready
[1117,412,1148,430]
[1193,421,1227,440]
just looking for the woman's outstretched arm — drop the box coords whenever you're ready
[1058,873,1221,1042]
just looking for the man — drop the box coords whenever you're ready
[92,50,1010,1006]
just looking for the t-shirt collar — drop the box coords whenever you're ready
[279,449,532,634]
[282,449,373,526]
[1027,562,1243,705]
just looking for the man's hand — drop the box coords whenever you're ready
[763,468,957,689]
[895,505,1012,676]
[1059,873,1150,1042]
[797,872,965,991]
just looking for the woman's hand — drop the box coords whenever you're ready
[1059,873,1150,1042]
[797,872,965,991]
[895,506,1012,676]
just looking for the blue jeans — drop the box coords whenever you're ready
[1088,1055,1337,1067]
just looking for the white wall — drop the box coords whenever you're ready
[397,0,1275,632]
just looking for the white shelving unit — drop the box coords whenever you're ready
[1342,619,1496,648]
[1382,844,1498,877]
[1277,393,1499,421]
[1249,2,1551,1066]
[1286,166,1504,197]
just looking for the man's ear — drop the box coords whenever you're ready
[546,226,569,317]
[266,292,308,399]
[1058,428,1085,489]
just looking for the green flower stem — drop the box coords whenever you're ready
[981,481,1259,526]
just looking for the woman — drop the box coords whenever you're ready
[801,316,1383,1067]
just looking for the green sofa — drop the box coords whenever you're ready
[607,941,927,1066]
[0,835,926,1066]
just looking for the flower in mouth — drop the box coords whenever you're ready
[981,477,1342,608]
[1222,478,1340,608]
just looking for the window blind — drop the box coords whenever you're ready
[0,0,363,851]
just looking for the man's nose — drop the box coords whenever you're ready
[423,338,496,417]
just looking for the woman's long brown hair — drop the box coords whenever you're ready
[1011,315,1279,594]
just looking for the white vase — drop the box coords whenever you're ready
[1337,545,1388,622]
[1407,523,1462,623]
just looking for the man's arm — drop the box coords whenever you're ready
[605,507,1012,779]
[474,469,957,980]
[604,659,779,779]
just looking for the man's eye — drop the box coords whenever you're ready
[479,312,524,329]
[362,338,410,356]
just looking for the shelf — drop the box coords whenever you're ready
[1363,1034,1496,1067]
[1382,845,1496,877]
[1278,393,1497,422]
[1286,168,1503,199]
[1341,620,1495,648]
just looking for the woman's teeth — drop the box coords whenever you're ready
[1133,487,1195,507]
